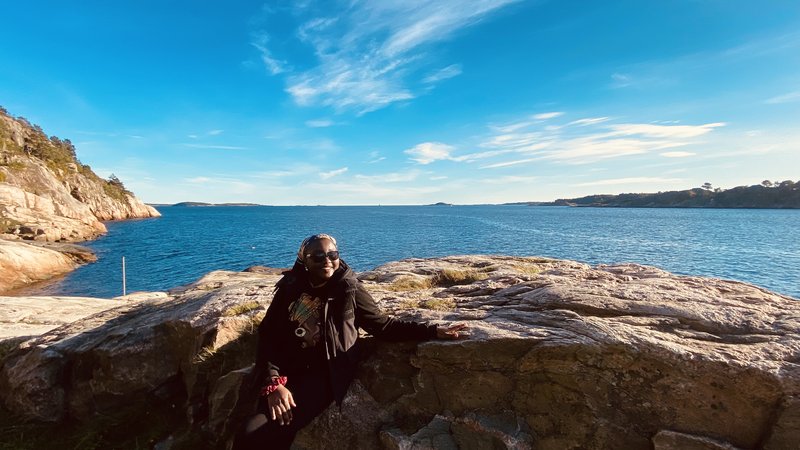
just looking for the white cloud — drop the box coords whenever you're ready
[611,72,631,88]
[475,113,727,167]
[274,0,520,113]
[608,122,726,139]
[405,142,457,164]
[765,90,800,104]
[660,151,696,158]
[423,64,463,84]
[319,167,348,179]
[457,149,516,161]
[252,33,287,75]
[305,119,334,128]
[569,117,610,126]
[540,137,685,163]
[481,132,545,149]
[368,151,387,163]
[185,177,211,183]
[208,129,224,136]
[533,112,563,120]
[577,177,683,187]
[480,157,539,169]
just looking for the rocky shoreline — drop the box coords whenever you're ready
[1,255,797,449]
[0,109,161,293]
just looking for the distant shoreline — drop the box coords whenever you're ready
[148,181,799,209]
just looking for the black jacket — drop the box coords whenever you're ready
[254,260,437,404]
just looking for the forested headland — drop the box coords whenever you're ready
[543,181,800,208]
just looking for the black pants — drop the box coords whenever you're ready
[234,371,333,450]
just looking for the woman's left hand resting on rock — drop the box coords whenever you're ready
[436,323,469,340]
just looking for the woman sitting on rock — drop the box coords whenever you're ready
[235,233,466,449]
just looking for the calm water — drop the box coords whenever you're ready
[21,206,800,299]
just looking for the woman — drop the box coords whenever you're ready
[235,234,466,449]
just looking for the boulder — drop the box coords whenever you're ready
[0,256,797,449]
[0,240,79,292]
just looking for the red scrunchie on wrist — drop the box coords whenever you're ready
[259,376,288,397]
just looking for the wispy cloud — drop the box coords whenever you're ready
[305,119,334,128]
[320,167,348,179]
[251,32,287,75]
[405,142,457,164]
[473,113,727,168]
[255,0,520,114]
[569,117,610,126]
[610,72,631,88]
[182,143,248,150]
[608,122,725,139]
[480,157,539,169]
[208,129,224,136]
[765,90,800,104]
[423,64,463,84]
[367,151,386,163]
[660,151,696,158]
[533,111,563,120]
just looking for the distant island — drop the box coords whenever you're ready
[541,181,800,208]
[171,202,263,207]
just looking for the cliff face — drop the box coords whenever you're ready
[0,108,160,292]
[0,256,797,450]
[0,111,160,243]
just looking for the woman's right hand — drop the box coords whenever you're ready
[267,385,297,425]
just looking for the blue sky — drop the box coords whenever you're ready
[1,0,798,205]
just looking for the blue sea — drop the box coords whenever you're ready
[20,205,800,299]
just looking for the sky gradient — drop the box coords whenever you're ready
[2,0,799,205]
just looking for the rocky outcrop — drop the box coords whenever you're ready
[0,256,798,449]
[0,239,95,292]
[0,294,126,341]
[0,108,160,292]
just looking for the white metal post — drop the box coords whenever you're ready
[122,256,127,297]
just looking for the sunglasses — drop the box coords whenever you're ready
[306,250,340,263]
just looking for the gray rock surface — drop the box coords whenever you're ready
[0,256,797,449]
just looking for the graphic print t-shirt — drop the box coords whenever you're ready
[287,291,323,350]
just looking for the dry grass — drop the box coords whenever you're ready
[509,263,542,277]
[433,268,487,287]
[387,276,433,291]
[395,298,421,309]
[222,301,262,317]
[420,298,456,311]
